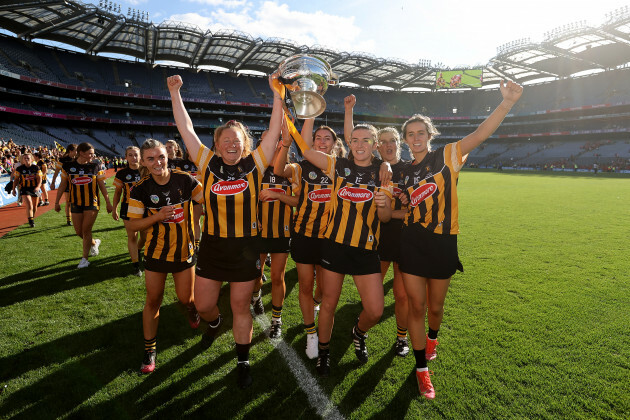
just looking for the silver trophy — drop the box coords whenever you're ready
[277,54,338,119]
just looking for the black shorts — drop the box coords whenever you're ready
[290,232,325,265]
[144,255,196,274]
[378,220,403,263]
[399,223,463,280]
[119,202,130,220]
[20,187,41,198]
[71,204,99,213]
[41,178,47,185]
[196,235,261,282]
[320,239,381,275]
[258,236,291,254]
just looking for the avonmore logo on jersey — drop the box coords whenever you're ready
[164,207,185,224]
[410,183,437,207]
[308,188,331,203]
[211,179,248,195]
[338,186,373,203]
[71,176,92,185]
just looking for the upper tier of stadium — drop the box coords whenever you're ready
[2,1,630,90]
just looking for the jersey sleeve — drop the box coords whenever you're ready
[289,163,301,194]
[188,174,204,204]
[194,143,214,181]
[324,154,337,179]
[127,185,146,219]
[445,141,468,173]
[252,146,269,173]
[113,173,124,189]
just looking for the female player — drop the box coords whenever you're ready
[112,146,146,276]
[273,120,344,359]
[33,152,50,206]
[400,80,523,399]
[51,144,77,226]
[296,119,393,376]
[344,95,411,358]
[54,142,113,268]
[126,139,204,374]
[12,153,42,227]
[167,73,281,389]
[254,138,299,339]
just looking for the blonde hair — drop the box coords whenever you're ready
[401,114,441,152]
[214,120,254,158]
[377,127,402,161]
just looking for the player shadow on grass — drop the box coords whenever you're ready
[0,253,134,308]
[1,224,66,239]
[0,303,204,419]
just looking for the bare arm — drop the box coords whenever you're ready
[273,119,294,178]
[259,74,286,163]
[375,191,392,222]
[167,75,201,160]
[302,149,330,172]
[111,184,123,221]
[98,179,113,213]
[51,166,60,189]
[343,95,356,144]
[460,80,523,156]
[259,189,299,207]
[391,209,407,220]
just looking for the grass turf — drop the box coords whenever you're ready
[0,171,628,419]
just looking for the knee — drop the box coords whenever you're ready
[427,302,444,318]
[363,303,383,324]
[145,294,163,311]
[408,298,426,317]
[392,286,408,306]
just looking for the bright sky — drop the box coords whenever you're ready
[91,0,629,67]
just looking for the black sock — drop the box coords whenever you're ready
[235,343,250,363]
[318,341,330,352]
[413,349,427,369]
[132,261,139,269]
[428,328,439,340]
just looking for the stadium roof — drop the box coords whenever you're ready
[2,0,630,90]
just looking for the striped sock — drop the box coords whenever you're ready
[144,336,157,352]
[397,325,408,339]
[251,289,261,302]
[313,297,321,307]
[304,322,316,335]
[271,305,282,321]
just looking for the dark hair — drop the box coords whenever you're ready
[75,142,94,159]
[314,126,346,158]
[401,115,440,152]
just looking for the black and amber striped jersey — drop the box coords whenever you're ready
[381,160,409,231]
[127,170,203,262]
[15,164,42,188]
[195,143,268,238]
[322,156,392,250]
[113,166,141,206]
[286,160,333,238]
[170,158,198,179]
[36,159,48,176]
[61,160,105,208]
[402,141,468,235]
[258,166,293,239]
[55,155,73,172]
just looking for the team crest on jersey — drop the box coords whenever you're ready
[309,171,317,180]
[410,183,437,207]
[150,194,159,204]
[256,259,261,270]
[405,175,409,184]
[344,168,351,177]
[184,164,189,169]
[70,167,76,172]
[211,179,248,195]
[126,174,132,180]
[338,186,373,202]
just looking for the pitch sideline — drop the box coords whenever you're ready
[254,314,344,420]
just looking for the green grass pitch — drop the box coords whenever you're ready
[0,171,628,419]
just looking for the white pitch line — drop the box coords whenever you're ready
[254,314,344,420]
